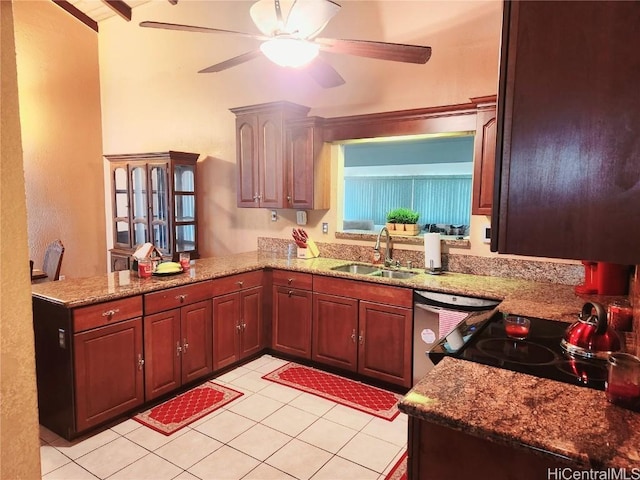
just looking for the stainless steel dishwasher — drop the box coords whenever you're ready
[413,290,500,385]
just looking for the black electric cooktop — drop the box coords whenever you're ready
[429,311,607,391]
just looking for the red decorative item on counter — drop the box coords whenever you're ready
[575,261,630,295]
[608,301,633,331]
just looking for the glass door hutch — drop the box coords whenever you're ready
[105,151,200,272]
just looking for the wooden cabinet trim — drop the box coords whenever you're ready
[211,270,263,297]
[73,296,143,333]
[312,275,412,308]
[144,280,213,315]
[272,269,313,290]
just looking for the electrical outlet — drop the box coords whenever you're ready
[270,210,277,222]
[322,222,329,234]
[482,224,491,244]
[59,275,65,280]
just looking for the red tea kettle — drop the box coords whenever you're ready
[560,302,622,360]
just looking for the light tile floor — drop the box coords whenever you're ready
[40,355,407,480]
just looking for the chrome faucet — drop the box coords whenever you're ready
[374,226,394,267]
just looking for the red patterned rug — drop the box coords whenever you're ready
[133,382,243,435]
[385,451,408,480]
[262,363,402,421]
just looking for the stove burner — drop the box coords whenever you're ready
[555,358,608,385]
[476,338,559,366]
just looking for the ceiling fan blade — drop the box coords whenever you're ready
[139,21,268,41]
[305,56,345,88]
[315,37,432,64]
[198,50,263,73]
[250,0,340,38]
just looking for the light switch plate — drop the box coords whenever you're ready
[296,210,307,225]
[270,210,277,222]
[483,224,491,244]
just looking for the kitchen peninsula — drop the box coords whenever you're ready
[31,252,639,472]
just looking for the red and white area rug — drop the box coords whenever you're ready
[262,363,402,421]
[385,451,408,480]
[133,382,243,435]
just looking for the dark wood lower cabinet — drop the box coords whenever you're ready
[144,300,212,401]
[312,292,358,370]
[312,291,412,388]
[359,301,412,387]
[74,318,144,432]
[408,417,573,480]
[213,286,263,370]
[272,285,313,359]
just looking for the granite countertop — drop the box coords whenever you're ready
[32,251,638,468]
[399,357,640,469]
[31,251,590,322]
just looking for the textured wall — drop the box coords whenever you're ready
[1,1,42,478]
[14,1,106,279]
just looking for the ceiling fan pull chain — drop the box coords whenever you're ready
[274,0,284,29]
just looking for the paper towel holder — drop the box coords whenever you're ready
[425,259,442,275]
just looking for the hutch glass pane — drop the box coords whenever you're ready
[152,224,169,252]
[133,222,147,246]
[175,225,196,252]
[175,194,195,222]
[115,221,129,245]
[131,166,147,219]
[174,165,195,193]
[114,167,128,218]
[150,166,168,222]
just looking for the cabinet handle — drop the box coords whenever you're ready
[102,308,120,318]
[176,341,182,356]
[237,281,244,287]
[241,322,246,331]
[175,294,188,303]
[286,194,291,203]
[137,354,145,371]
[351,329,356,343]
[182,338,188,353]
[359,331,364,345]
[236,323,242,333]
[288,290,293,297]
[287,278,294,285]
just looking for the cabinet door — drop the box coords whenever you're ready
[240,286,263,360]
[312,292,358,371]
[286,123,315,210]
[213,292,241,370]
[493,1,640,264]
[472,103,497,216]
[74,318,144,432]
[358,301,412,387]
[236,115,260,207]
[149,163,170,255]
[272,286,312,359]
[144,309,181,401]
[130,165,149,247]
[258,111,285,208]
[173,162,197,256]
[180,300,213,385]
[112,165,131,248]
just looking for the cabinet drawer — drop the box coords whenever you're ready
[144,280,213,315]
[73,296,143,333]
[212,270,264,297]
[272,270,313,290]
[313,275,413,308]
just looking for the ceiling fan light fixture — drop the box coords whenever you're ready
[260,38,319,68]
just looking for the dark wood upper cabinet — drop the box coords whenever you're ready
[471,96,497,216]
[492,1,640,264]
[230,102,310,209]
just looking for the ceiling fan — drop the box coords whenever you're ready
[140,0,432,88]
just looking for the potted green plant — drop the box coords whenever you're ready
[386,208,420,235]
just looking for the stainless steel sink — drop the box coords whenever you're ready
[330,263,381,275]
[373,269,417,280]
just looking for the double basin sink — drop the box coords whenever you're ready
[330,263,417,280]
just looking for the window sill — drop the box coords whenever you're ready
[335,231,471,248]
